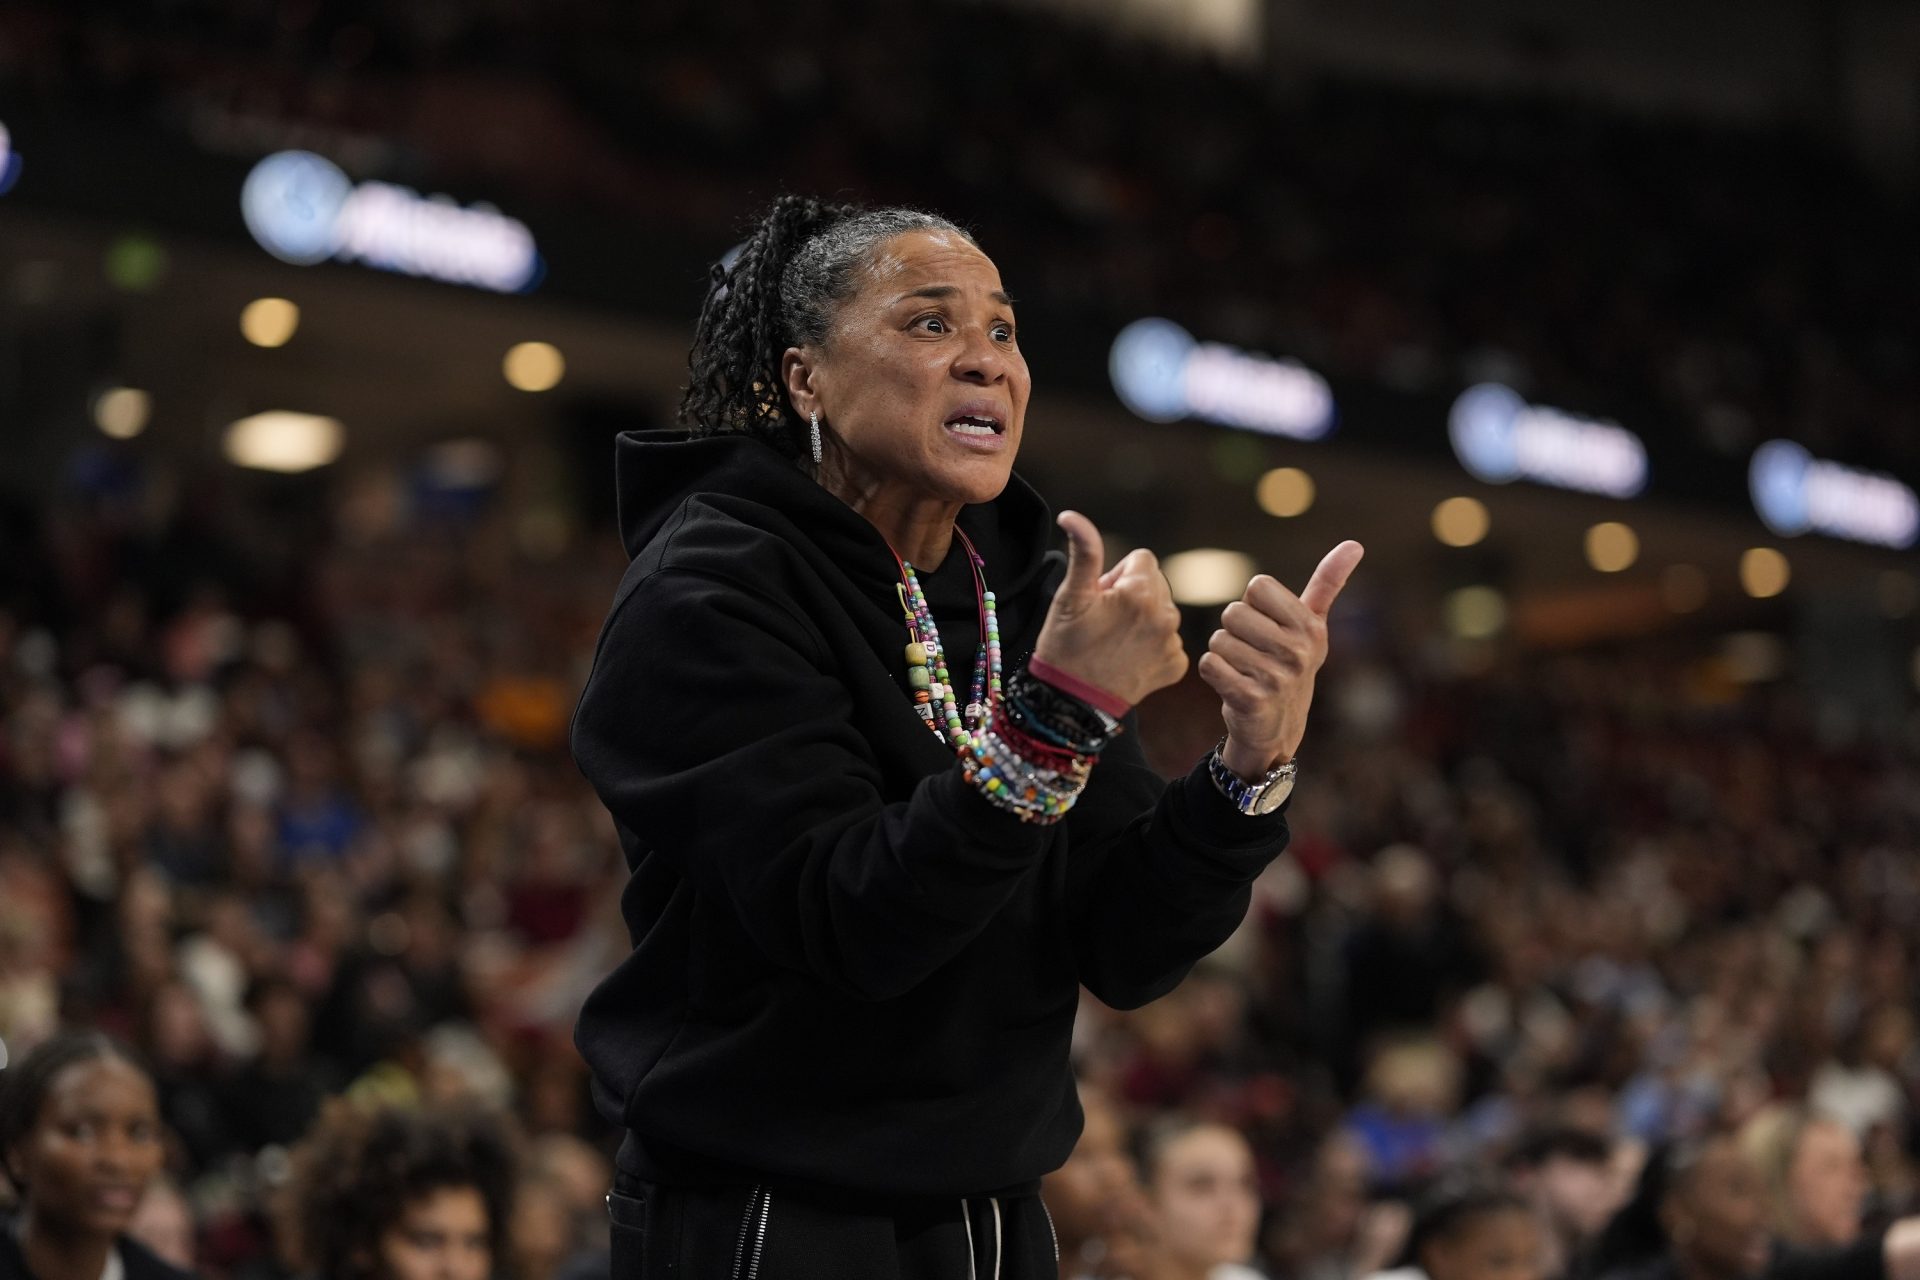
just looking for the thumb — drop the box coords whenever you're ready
[1299,540,1365,617]
[1056,510,1107,601]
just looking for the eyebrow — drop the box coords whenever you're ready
[895,285,1016,307]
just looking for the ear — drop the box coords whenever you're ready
[781,346,819,423]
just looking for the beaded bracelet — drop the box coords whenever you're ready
[960,713,1094,825]
[1002,664,1122,755]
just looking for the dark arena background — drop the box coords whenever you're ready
[4,1,1920,1278]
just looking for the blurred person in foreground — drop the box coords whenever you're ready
[570,193,1362,1276]
[1507,1129,1624,1279]
[281,1100,515,1280]
[1042,1087,1155,1279]
[1270,1132,1411,1280]
[1372,1183,1545,1280]
[1137,1118,1266,1280]
[0,1031,195,1280]
[1584,1136,1920,1280]
[1739,1108,1869,1252]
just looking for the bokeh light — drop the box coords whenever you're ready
[1432,497,1489,547]
[504,341,566,392]
[1256,467,1315,518]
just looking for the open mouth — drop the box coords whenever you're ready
[943,405,1006,438]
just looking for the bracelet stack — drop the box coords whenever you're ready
[999,670,1112,754]
[959,662,1125,824]
[961,712,1094,824]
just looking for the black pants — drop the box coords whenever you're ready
[606,1172,1059,1279]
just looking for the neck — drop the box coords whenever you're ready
[19,1206,115,1280]
[817,454,963,568]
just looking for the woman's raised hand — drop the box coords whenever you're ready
[1033,511,1189,707]
[1198,540,1364,778]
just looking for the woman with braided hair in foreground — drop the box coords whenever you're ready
[570,194,1364,1276]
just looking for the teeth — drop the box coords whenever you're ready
[949,421,996,436]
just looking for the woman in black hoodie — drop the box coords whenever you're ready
[570,195,1364,1278]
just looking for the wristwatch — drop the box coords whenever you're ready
[1206,739,1296,816]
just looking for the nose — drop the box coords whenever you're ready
[950,326,1008,385]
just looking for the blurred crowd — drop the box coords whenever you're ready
[3,0,1919,471]
[5,435,1920,1279]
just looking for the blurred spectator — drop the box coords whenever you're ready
[1043,1086,1157,1280]
[1374,1182,1544,1280]
[1506,1129,1622,1280]
[0,1031,196,1280]
[1586,1138,1920,1280]
[1138,1118,1267,1280]
[1739,1110,1868,1251]
[280,1101,516,1280]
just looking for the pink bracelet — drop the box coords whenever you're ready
[1026,656,1133,718]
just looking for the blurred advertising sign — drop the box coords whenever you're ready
[1749,439,1919,548]
[241,150,540,293]
[1109,317,1336,441]
[1448,383,1647,498]
[0,122,20,195]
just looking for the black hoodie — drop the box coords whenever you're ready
[570,431,1290,1199]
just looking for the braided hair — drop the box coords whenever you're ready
[679,195,977,458]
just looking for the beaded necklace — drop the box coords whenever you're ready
[890,527,1000,753]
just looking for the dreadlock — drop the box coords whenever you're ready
[679,195,977,458]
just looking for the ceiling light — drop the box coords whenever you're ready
[240,297,300,348]
[1164,548,1255,606]
[224,411,344,473]
[1432,497,1489,547]
[1739,548,1790,599]
[504,341,565,392]
[94,387,150,439]
[1584,522,1639,573]
[1256,467,1315,518]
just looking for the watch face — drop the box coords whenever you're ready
[1251,772,1295,815]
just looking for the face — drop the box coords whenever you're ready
[1423,1209,1547,1280]
[1665,1143,1771,1280]
[785,228,1029,509]
[9,1057,166,1238]
[1786,1120,1865,1247]
[1042,1093,1144,1244]
[1534,1156,1620,1240]
[376,1187,492,1280]
[1145,1126,1262,1270]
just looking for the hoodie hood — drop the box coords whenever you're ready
[611,429,1060,599]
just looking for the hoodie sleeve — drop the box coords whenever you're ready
[1060,721,1289,1010]
[571,566,1052,1003]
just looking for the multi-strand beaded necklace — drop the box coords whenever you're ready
[888,530,1100,824]
[890,527,999,752]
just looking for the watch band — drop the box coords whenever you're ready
[1205,739,1297,815]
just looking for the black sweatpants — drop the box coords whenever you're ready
[606,1172,1060,1279]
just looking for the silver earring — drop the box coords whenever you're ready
[809,409,823,466]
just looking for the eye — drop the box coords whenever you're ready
[913,314,948,334]
[993,322,1017,343]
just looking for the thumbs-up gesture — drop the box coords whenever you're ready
[1032,511,1189,707]
[1199,541,1364,779]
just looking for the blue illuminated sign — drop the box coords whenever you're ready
[0,122,20,196]
[241,150,541,293]
[1109,318,1335,441]
[1448,383,1648,498]
[1749,439,1918,549]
